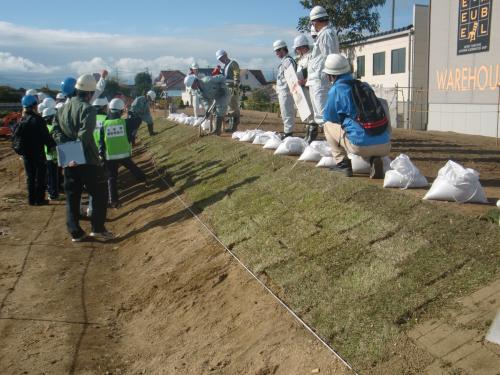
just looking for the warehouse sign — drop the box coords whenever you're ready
[457,0,493,55]
[436,64,499,91]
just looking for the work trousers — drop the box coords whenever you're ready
[324,122,391,164]
[277,90,296,134]
[46,161,59,199]
[106,158,146,204]
[308,77,330,125]
[64,165,108,238]
[23,156,47,205]
[227,87,240,120]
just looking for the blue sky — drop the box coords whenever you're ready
[0,0,429,87]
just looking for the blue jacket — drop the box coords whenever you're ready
[323,73,390,147]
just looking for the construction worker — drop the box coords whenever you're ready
[129,90,157,139]
[184,74,229,136]
[293,34,314,121]
[92,97,109,147]
[322,54,391,178]
[100,98,148,208]
[307,5,340,143]
[189,62,201,117]
[14,95,56,205]
[273,40,297,138]
[52,73,113,242]
[60,70,108,106]
[215,49,240,132]
[56,92,66,104]
[42,107,59,200]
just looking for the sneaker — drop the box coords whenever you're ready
[329,158,353,177]
[370,157,384,179]
[89,231,115,241]
[72,233,88,242]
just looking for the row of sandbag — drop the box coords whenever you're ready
[167,113,212,130]
[232,129,488,204]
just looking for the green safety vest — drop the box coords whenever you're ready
[94,114,107,147]
[45,123,58,161]
[103,118,131,160]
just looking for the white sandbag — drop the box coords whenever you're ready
[253,131,277,145]
[309,141,332,157]
[348,154,392,174]
[316,156,337,168]
[423,160,488,203]
[274,137,307,156]
[201,119,211,132]
[232,131,246,140]
[263,134,283,150]
[239,130,264,143]
[193,118,203,127]
[299,146,322,162]
[383,154,428,189]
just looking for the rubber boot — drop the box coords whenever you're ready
[309,124,318,144]
[214,117,223,136]
[303,126,312,144]
[147,122,157,136]
[232,115,240,132]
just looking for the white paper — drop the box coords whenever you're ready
[57,141,86,167]
[284,65,313,122]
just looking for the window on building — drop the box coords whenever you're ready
[391,48,406,74]
[373,52,385,76]
[356,56,365,78]
[245,73,249,80]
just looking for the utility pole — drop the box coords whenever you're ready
[391,0,396,30]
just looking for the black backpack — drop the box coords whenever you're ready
[347,80,388,136]
[11,116,30,156]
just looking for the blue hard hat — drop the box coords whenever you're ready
[21,95,38,108]
[60,77,77,96]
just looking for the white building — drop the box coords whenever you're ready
[344,4,430,130]
[427,0,499,137]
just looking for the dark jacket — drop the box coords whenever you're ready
[53,96,100,166]
[17,111,55,159]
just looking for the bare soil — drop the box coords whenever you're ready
[0,138,349,374]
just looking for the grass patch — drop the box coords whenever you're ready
[145,121,500,373]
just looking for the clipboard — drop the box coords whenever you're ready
[57,141,86,167]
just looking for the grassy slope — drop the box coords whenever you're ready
[146,121,500,373]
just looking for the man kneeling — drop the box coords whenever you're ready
[322,54,391,178]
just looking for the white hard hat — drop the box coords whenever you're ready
[310,24,318,36]
[323,54,351,76]
[26,89,38,96]
[273,40,287,51]
[42,107,56,118]
[42,97,56,108]
[56,92,66,100]
[215,49,227,60]
[293,34,310,49]
[37,92,48,102]
[55,102,64,110]
[190,62,199,70]
[92,97,109,107]
[109,98,125,111]
[75,73,97,92]
[147,90,156,100]
[184,75,197,88]
[37,103,47,113]
[310,5,328,21]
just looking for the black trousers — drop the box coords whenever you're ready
[46,161,59,199]
[106,158,146,204]
[64,165,108,238]
[23,156,46,205]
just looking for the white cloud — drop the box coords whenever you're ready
[0,20,298,85]
[0,52,59,74]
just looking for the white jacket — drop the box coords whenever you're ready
[307,26,339,85]
[276,55,296,93]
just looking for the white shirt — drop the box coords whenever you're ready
[307,26,339,85]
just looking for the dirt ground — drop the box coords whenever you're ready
[0,138,350,374]
[179,108,500,218]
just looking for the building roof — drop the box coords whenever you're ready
[248,70,267,85]
[155,70,186,89]
[342,25,413,47]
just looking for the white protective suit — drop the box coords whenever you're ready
[307,25,339,125]
[276,54,297,134]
